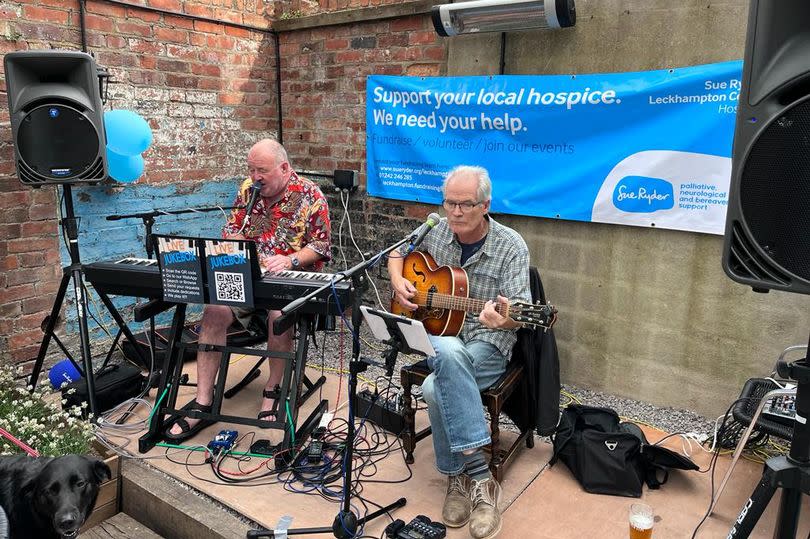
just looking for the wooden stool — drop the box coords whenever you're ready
[400,359,534,481]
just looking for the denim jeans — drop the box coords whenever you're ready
[421,336,508,475]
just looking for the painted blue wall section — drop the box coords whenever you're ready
[60,178,243,341]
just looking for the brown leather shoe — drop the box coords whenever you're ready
[469,477,502,539]
[442,474,472,527]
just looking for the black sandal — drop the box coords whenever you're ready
[164,399,214,442]
[257,387,280,427]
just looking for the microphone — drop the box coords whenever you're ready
[237,183,261,234]
[407,212,441,252]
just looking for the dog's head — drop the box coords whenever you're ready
[21,455,111,538]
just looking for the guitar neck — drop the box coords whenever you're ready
[414,291,508,318]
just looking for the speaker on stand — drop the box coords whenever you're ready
[4,50,110,417]
[720,2,810,537]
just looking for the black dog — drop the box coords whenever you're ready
[0,454,111,539]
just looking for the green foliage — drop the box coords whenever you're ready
[278,10,304,20]
[0,365,95,457]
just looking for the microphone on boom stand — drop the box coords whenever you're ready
[407,212,441,253]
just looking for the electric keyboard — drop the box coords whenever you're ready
[83,258,354,314]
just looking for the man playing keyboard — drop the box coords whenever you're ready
[166,138,331,442]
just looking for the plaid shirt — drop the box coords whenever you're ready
[417,215,531,359]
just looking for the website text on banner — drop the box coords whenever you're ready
[365,61,742,235]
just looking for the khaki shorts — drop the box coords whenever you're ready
[231,307,268,338]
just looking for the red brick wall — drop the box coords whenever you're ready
[0,0,445,369]
[279,15,444,177]
[0,0,278,368]
[273,0,408,18]
[276,15,445,254]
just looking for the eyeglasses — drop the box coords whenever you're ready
[442,200,481,212]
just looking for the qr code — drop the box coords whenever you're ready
[214,272,245,302]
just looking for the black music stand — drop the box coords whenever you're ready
[725,333,810,539]
[360,306,434,377]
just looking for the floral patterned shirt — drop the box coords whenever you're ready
[222,171,331,271]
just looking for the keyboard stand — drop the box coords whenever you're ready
[138,303,327,466]
[92,288,154,369]
[223,353,326,403]
[93,286,327,403]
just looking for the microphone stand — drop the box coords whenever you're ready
[248,233,417,538]
[106,204,247,258]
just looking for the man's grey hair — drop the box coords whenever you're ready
[442,165,492,202]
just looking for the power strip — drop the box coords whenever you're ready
[353,389,406,435]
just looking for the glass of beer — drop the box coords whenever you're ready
[629,502,654,539]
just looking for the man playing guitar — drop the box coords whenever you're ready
[388,165,531,539]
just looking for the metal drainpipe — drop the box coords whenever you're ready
[499,32,506,75]
[273,30,283,145]
[78,0,88,53]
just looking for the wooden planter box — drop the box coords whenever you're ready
[80,445,121,532]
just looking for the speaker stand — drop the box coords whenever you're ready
[726,331,810,539]
[28,185,100,416]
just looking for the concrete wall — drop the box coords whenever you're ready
[444,0,810,417]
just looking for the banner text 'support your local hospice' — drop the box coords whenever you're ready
[365,61,741,235]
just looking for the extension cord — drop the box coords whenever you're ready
[685,432,709,445]
[353,389,406,435]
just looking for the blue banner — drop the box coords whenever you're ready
[366,61,742,235]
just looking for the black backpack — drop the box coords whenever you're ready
[550,404,699,498]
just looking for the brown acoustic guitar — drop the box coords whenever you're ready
[390,251,557,336]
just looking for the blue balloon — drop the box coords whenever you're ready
[107,148,145,183]
[104,109,153,156]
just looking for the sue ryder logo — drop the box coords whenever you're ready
[612,176,674,213]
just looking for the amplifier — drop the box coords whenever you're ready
[353,388,405,435]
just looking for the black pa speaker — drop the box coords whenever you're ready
[4,50,107,186]
[722,1,810,295]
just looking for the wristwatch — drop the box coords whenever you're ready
[289,255,300,269]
